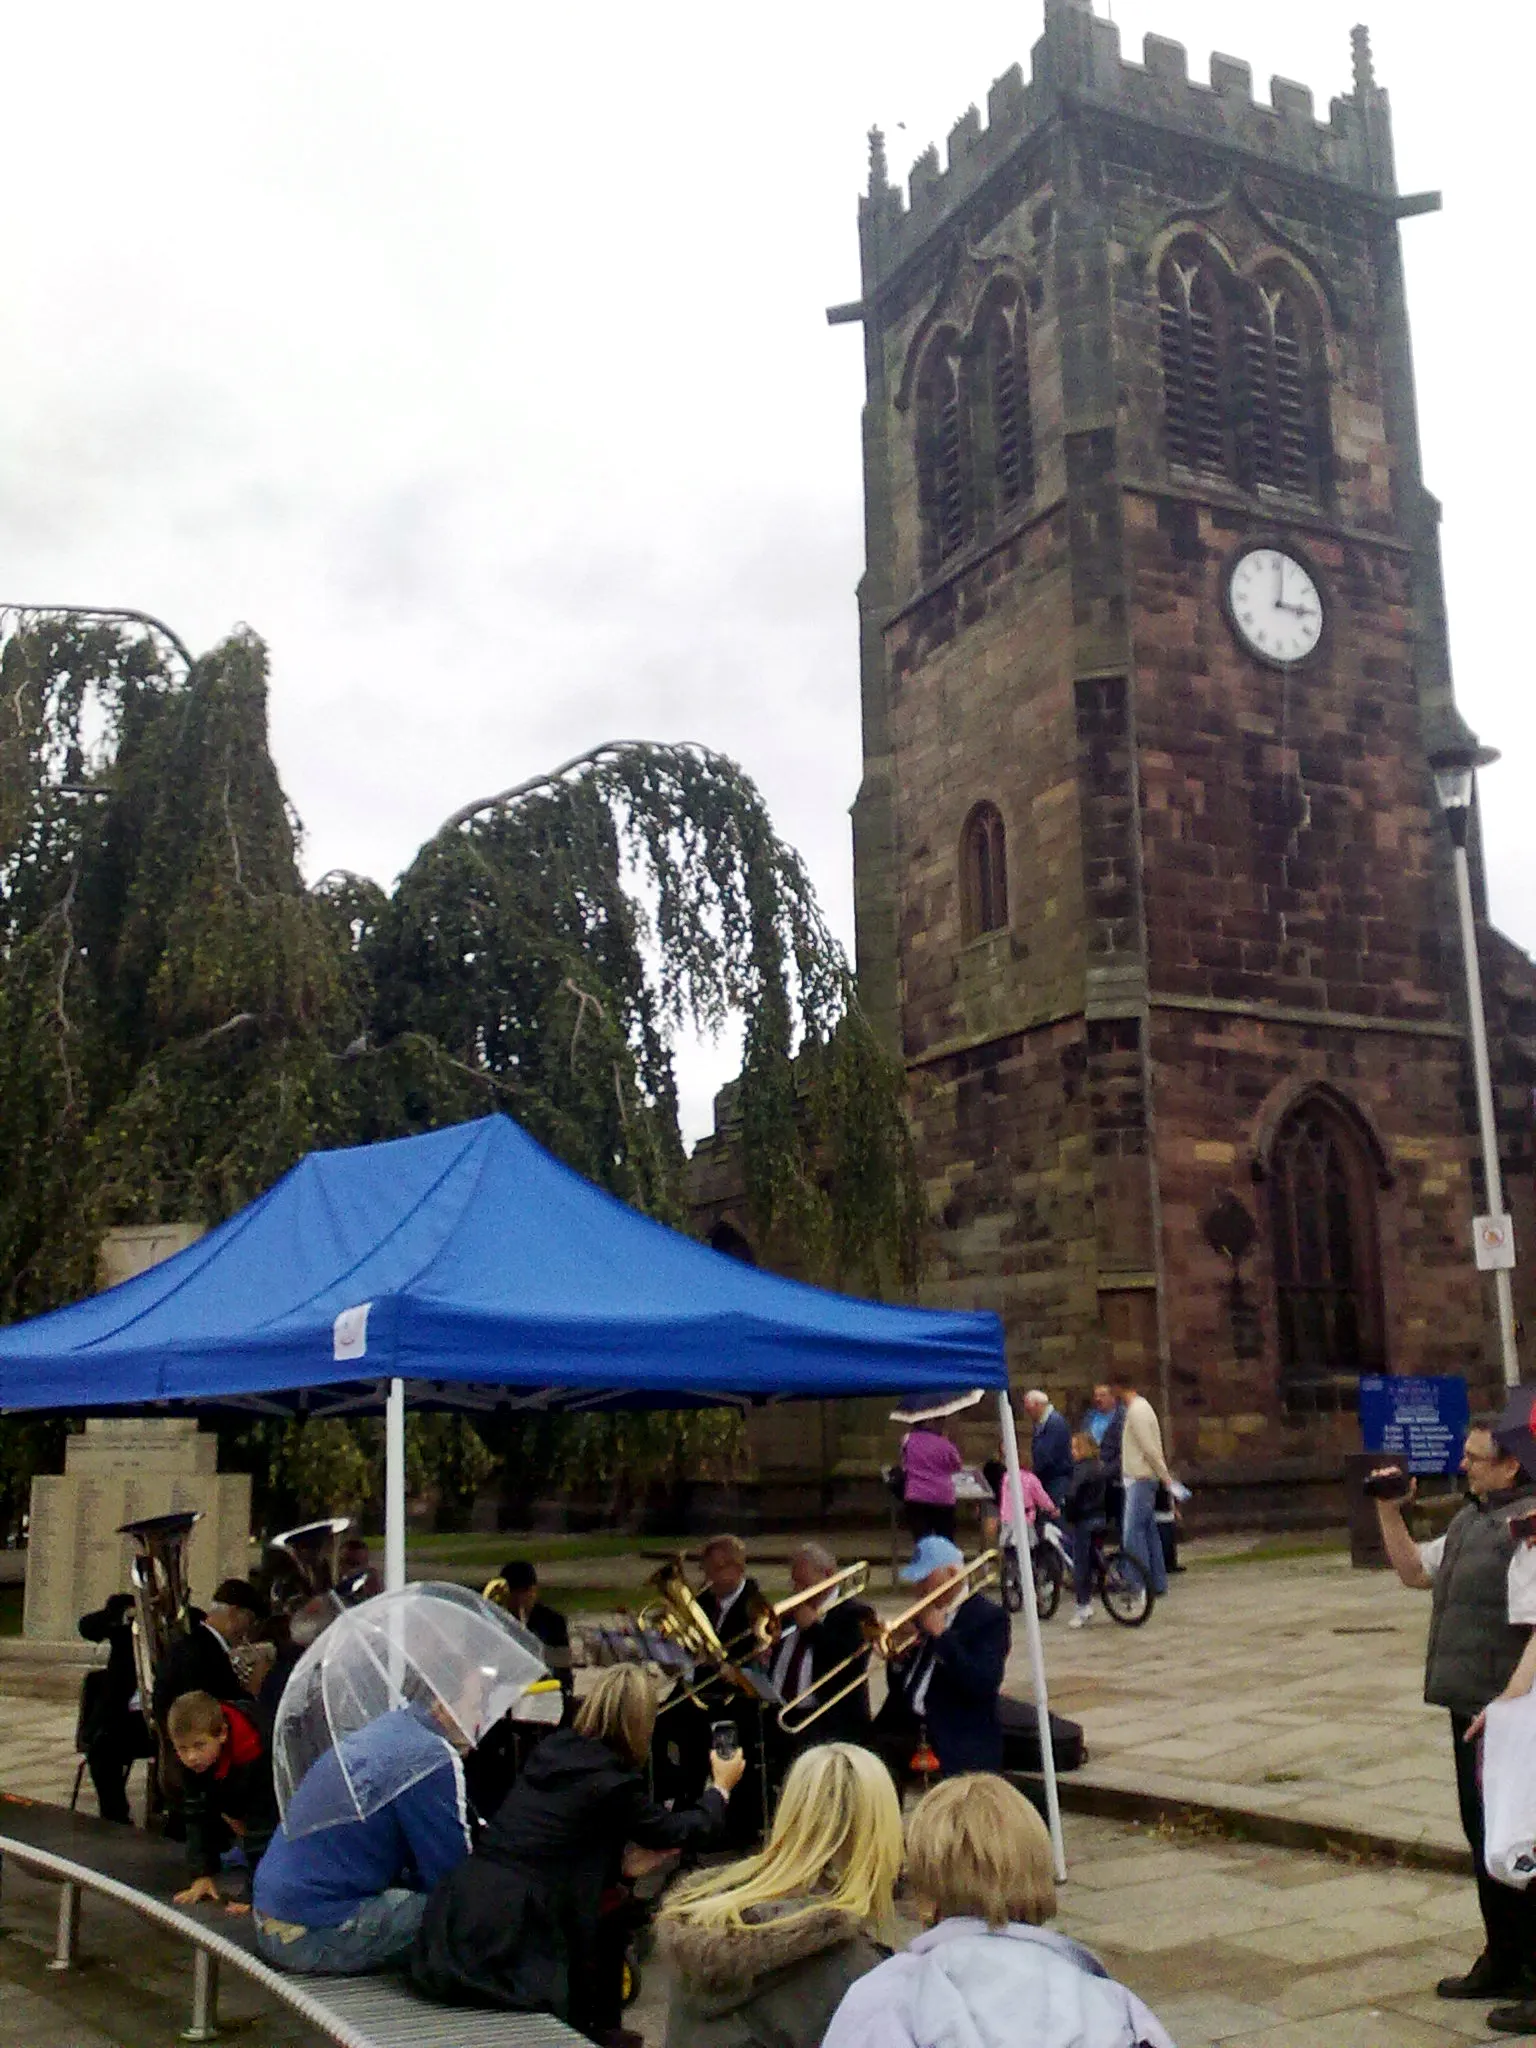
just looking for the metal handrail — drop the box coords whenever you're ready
[0,1829,374,2046]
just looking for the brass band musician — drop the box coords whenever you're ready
[495,1560,574,1713]
[766,1543,874,1794]
[872,1536,1009,1781]
[686,1534,769,1848]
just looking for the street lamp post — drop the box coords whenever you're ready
[1429,734,1521,1388]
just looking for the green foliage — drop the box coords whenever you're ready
[0,618,926,1513]
[273,1418,374,1521]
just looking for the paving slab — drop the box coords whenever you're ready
[1024,1551,1470,1863]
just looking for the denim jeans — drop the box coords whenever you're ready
[1122,1478,1167,1596]
[255,1887,426,1975]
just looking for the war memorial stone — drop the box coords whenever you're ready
[21,1225,251,1642]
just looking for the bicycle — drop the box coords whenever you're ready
[1027,1521,1154,1626]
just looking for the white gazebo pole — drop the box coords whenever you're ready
[998,1390,1067,1881]
[385,1378,407,1593]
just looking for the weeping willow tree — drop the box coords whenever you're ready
[0,617,923,1524]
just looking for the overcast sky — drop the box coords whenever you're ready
[0,2,1525,1142]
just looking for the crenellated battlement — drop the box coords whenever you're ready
[859,6,1395,289]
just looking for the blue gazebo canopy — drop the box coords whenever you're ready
[0,1115,1005,1416]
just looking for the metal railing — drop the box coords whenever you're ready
[0,1830,375,2045]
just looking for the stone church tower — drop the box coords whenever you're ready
[823,3,1536,1511]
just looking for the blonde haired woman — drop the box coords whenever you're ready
[413,1666,741,2045]
[823,1775,1175,2048]
[659,1742,902,2048]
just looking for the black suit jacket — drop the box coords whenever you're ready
[878,1592,1009,1776]
[696,1576,765,1655]
[151,1620,241,1728]
[779,1598,874,1749]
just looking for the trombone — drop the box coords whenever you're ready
[776,1549,1001,1737]
[741,1561,871,1656]
[872,1549,1000,1660]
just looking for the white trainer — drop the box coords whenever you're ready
[1068,1607,1094,1629]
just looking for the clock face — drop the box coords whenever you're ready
[1226,548,1324,665]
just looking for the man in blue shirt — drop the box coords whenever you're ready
[1023,1390,1073,1510]
[253,1706,471,1974]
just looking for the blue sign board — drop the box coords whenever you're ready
[1359,1374,1469,1476]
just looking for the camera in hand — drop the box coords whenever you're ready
[1362,1465,1411,1501]
[710,1720,741,1761]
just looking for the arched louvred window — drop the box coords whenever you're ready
[1158,250,1230,479]
[1244,278,1326,500]
[1268,1093,1385,1413]
[980,295,1035,514]
[960,802,1008,940]
[916,335,973,580]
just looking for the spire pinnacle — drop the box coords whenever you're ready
[867,126,889,195]
[1351,23,1376,94]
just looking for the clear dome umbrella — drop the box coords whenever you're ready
[273,1580,552,1837]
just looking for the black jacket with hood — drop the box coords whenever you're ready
[660,1897,887,2048]
[411,1726,725,2025]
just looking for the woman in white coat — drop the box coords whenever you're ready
[823,1775,1175,2048]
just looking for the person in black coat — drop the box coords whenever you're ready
[77,1591,156,1825]
[412,1666,741,2042]
[688,1535,770,1849]
[766,1544,874,1796]
[151,1579,265,1728]
[874,1537,1010,1779]
[1061,1433,1109,1627]
[496,1560,575,1712]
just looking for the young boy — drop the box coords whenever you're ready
[167,1691,278,1913]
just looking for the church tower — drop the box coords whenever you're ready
[836,5,1536,1504]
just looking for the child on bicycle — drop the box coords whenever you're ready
[1062,1432,1109,1629]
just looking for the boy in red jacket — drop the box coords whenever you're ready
[167,1691,278,1913]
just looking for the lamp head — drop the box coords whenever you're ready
[1428,740,1500,816]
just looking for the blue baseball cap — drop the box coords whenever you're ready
[900,1535,965,1583]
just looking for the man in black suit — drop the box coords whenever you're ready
[151,1578,265,1728]
[689,1534,770,1847]
[77,1591,156,1824]
[875,1536,1010,1780]
[766,1543,873,1794]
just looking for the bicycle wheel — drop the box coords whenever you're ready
[1001,1544,1024,1614]
[1032,1544,1063,1621]
[1100,1548,1153,1626]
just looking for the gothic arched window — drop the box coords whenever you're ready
[978,294,1035,515]
[1268,1093,1385,1412]
[960,802,1008,940]
[1158,249,1231,479]
[1243,277,1326,500]
[916,334,973,580]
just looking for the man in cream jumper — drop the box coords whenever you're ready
[1107,1378,1177,1598]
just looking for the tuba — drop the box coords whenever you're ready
[117,1509,202,1715]
[268,1516,353,1608]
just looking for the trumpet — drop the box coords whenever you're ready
[871,1549,1001,1661]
